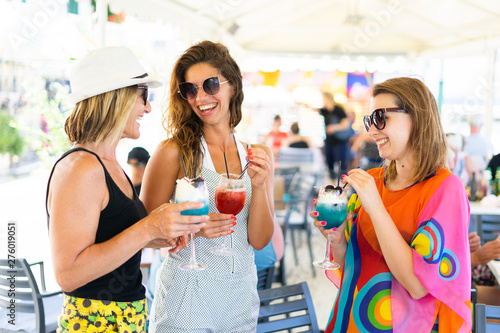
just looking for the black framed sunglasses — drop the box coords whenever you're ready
[177,76,229,100]
[363,107,407,132]
[137,86,148,105]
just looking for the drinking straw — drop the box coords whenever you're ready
[238,161,251,180]
[179,153,187,177]
[194,150,199,179]
[337,161,342,187]
[342,166,359,189]
[223,152,230,179]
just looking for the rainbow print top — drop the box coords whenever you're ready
[325,167,472,333]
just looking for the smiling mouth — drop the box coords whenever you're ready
[376,138,388,148]
[198,103,217,113]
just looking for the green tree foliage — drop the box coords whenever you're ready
[32,83,72,167]
[0,111,24,162]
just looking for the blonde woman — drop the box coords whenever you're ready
[46,47,208,332]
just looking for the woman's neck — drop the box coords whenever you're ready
[203,125,234,152]
[75,142,118,162]
[387,159,415,190]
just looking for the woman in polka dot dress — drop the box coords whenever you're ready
[141,41,274,332]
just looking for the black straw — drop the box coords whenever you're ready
[337,161,342,187]
[194,150,199,179]
[239,161,251,180]
[179,153,187,177]
[223,152,230,179]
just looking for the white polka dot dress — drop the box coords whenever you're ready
[149,136,259,333]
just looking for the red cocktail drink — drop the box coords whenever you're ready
[215,188,246,215]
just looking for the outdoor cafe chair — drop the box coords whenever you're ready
[0,258,63,333]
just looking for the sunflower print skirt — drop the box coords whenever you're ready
[57,295,147,332]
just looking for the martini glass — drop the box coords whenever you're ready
[313,185,348,269]
[175,177,209,271]
[210,173,246,256]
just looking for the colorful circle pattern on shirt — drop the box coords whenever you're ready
[411,218,445,264]
[352,272,393,332]
[439,249,460,281]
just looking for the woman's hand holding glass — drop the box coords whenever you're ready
[196,213,236,239]
[311,185,349,269]
[146,201,209,243]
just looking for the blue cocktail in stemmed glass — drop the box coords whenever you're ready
[175,177,209,271]
[313,185,348,270]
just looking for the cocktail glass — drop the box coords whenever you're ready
[313,185,348,270]
[210,173,246,256]
[175,177,210,271]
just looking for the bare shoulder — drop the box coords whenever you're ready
[52,151,104,185]
[154,138,180,160]
[48,151,106,212]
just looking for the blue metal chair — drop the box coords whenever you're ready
[257,282,319,333]
[475,303,500,333]
[0,258,63,333]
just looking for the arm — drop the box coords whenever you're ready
[471,236,500,266]
[141,140,235,246]
[246,144,275,250]
[343,168,428,299]
[48,152,206,292]
[325,118,350,135]
[140,140,179,214]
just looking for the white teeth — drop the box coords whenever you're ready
[199,104,216,111]
[377,138,388,147]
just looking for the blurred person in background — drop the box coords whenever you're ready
[266,114,288,159]
[464,114,494,182]
[446,133,469,185]
[46,47,207,332]
[469,232,500,287]
[282,121,313,148]
[318,91,351,179]
[127,146,150,195]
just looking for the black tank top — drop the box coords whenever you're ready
[46,147,146,301]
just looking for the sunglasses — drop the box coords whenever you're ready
[363,107,407,132]
[177,76,229,100]
[137,86,148,105]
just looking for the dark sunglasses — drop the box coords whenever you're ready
[177,76,229,100]
[137,86,148,105]
[363,107,407,132]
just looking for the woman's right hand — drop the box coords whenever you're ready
[196,213,236,239]
[147,202,209,240]
[310,198,350,243]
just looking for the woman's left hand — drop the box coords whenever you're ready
[342,168,383,216]
[167,235,190,254]
[246,148,271,188]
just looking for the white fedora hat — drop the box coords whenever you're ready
[68,47,162,104]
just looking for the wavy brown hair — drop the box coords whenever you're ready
[65,86,137,145]
[164,40,243,178]
[373,77,448,183]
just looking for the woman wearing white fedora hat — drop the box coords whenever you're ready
[46,47,209,332]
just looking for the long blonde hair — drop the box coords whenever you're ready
[65,86,137,145]
[373,77,448,183]
[164,41,243,178]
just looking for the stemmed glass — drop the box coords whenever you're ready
[175,177,210,271]
[210,173,246,256]
[313,185,348,269]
